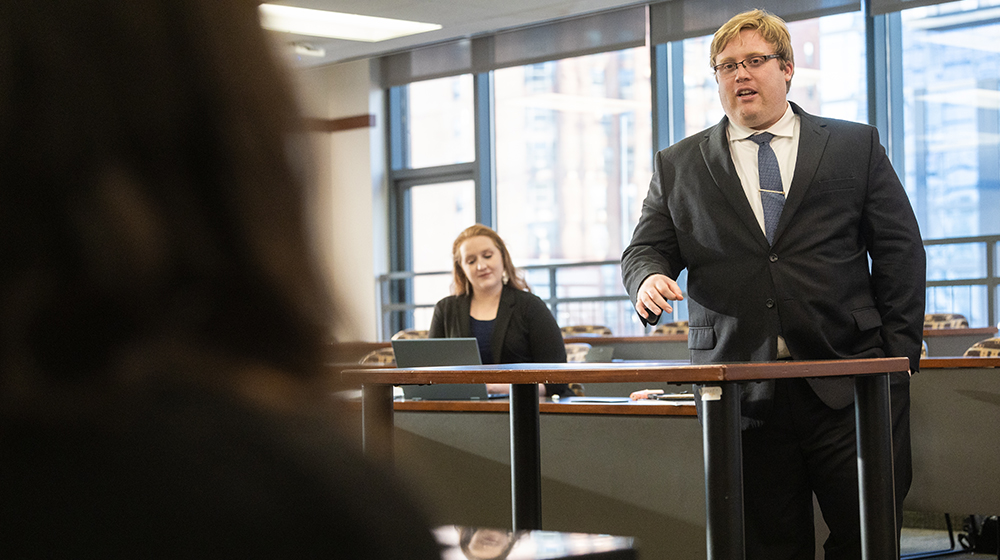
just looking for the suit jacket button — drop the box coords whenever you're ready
[769,253,778,262]
[765,299,775,308]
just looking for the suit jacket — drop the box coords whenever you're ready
[429,285,571,396]
[622,103,925,421]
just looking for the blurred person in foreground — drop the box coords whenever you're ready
[0,1,439,558]
[621,9,925,560]
[429,225,573,398]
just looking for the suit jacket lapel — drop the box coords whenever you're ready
[700,120,770,249]
[490,287,515,363]
[774,103,830,244]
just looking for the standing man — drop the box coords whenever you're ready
[621,9,925,560]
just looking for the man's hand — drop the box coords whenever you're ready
[635,274,684,320]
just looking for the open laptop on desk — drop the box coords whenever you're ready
[391,338,505,400]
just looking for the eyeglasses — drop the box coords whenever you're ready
[713,54,781,77]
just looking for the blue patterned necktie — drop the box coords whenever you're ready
[749,132,784,245]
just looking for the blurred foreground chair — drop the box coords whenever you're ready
[651,321,689,335]
[963,337,1000,357]
[560,325,612,337]
[359,347,396,366]
[924,313,969,329]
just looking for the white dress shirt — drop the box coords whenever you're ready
[726,103,800,238]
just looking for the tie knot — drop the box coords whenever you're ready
[748,132,775,146]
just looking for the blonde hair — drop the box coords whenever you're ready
[710,9,794,91]
[450,224,528,296]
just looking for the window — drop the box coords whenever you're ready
[408,180,476,328]
[494,47,652,265]
[406,75,475,168]
[900,0,1000,325]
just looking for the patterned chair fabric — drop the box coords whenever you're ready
[391,329,429,340]
[652,321,689,335]
[560,325,613,337]
[359,347,396,365]
[923,313,969,329]
[562,343,593,396]
[963,337,1000,357]
[565,342,593,362]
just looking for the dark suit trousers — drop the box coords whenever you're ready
[740,377,911,560]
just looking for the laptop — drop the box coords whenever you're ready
[391,338,501,401]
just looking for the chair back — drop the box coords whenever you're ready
[565,342,593,362]
[924,313,969,329]
[359,347,396,366]
[391,329,429,340]
[560,325,612,337]
[963,337,1000,357]
[652,321,689,335]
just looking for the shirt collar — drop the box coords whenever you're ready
[727,102,795,143]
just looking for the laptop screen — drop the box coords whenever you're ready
[390,338,493,400]
[390,337,483,368]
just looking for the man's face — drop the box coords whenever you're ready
[715,29,794,130]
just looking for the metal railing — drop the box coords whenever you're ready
[377,235,999,340]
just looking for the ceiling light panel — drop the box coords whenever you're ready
[259,4,441,42]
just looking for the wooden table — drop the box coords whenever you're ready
[342,358,908,560]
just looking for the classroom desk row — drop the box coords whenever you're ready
[328,326,998,364]
[338,356,999,560]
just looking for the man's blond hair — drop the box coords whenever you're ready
[711,9,794,91]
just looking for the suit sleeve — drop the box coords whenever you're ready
[621,150,687,325]
[860,127,926,373]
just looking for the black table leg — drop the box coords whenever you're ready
[510,383,542,531]
[854,373,898,560]
[362,383,395,465]
[699,382,745,560]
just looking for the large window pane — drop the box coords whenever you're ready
[901,0,1000,240]
[407,75,475,168]
[409,181,475,328]
[682,12,866,136]
[494,47,651,334]
[494,47,652,265]
[901,0,1000,327]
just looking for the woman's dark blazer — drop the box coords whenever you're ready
[429,285,571,396]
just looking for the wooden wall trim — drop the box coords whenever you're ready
[303,114,375,133]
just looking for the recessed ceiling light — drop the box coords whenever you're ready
[259,4,441,42]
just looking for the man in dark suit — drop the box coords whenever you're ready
[621,9,925,560]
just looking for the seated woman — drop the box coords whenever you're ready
[429,225,572,398]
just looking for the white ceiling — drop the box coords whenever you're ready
[266,0,649,68]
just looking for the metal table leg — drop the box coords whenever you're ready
[699,382,745,560]
[855,373,898,560]
[362,383,395,465]
[510,383,542,531]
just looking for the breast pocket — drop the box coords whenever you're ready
[815,176,858,193]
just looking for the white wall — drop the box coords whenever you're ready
[293,59,388,343]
